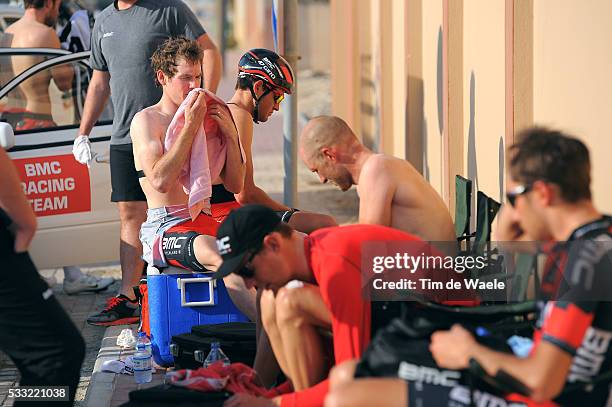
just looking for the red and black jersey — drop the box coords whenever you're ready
[533,216,612,406]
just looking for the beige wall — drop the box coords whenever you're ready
[233,0,331,72]
[420,0,444,192]
[298,1,331,72]
[330,0,612,215]
[533,0,612,213]
[461,0,506,204]
[233,0,274,50]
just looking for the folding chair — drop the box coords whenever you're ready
[455,175,475,249]
[475,191,501,244]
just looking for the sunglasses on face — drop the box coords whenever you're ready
[235,247,261,279]
[273,92,285,105]
[263,84,285,105]
[506,184,532,207]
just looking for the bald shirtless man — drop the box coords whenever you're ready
[5,0,73,128]
[300,115,455,243]
[130,37,253,321]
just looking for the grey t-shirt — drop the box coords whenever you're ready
[90,0,206,145]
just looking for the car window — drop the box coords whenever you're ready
[4,17,18,26]
[0,56,113,134]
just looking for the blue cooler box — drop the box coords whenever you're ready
[148,272,248,366]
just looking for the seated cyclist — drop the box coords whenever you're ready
[324,127,612,407]
[131,37,250,315]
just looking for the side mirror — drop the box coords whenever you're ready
[0,122,15,150]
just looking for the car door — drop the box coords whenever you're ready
[0,48,119,269]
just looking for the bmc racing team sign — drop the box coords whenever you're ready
[13,154,91,217]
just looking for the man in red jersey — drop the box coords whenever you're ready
[213,204,425,407]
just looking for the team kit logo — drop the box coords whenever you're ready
[217,236,232,255]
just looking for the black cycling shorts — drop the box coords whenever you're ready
[110,144,146,202]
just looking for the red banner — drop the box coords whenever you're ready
[13,154,91,217]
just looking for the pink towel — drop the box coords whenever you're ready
[164,88,240,220]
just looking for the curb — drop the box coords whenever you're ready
[84,325,135,407]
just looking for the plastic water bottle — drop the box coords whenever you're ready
[134,332,152,384]
[203,341,231,368]
[136,332,152,355]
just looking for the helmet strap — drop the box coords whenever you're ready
[249,83,272,124]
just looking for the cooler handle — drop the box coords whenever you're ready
[177,277,216,307]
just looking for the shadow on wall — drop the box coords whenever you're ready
[467,71,478,230]
[437,27,444,137]
[360,54,377,151]
[498,137,505,202]
[407,76,424,174]
[423,117,430,182]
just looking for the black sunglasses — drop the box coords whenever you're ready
[235,246,261,279]
[506,184,532,207]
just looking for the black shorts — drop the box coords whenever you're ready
[406,382,526,407]
[370,301,403,338]
[110,143,146,202]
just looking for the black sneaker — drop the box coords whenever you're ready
[87,294,140,326]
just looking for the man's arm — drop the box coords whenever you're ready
[209,104,244,193]
[78,70,110,136]
[42,28,73,91]
[0,149,37,252]
[358,157,394,226]
[131,92,207,193]
[430,324,572,403]
[232,109,289,210]
[197,33,222,93]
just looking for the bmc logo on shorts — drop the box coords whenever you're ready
[217,236,232,255]
[397,362,460,387]
[162,236,187,250]
[449,386,526,406]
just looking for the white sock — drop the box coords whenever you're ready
[63,265,84,281]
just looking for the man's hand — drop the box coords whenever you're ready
[209,104,238,140]
[492,205,525,241]
[430,324,477,370]
[184,90,207,131]
[223,394,278,407]
[73,135,93,167]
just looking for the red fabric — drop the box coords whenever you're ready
[166,362,292,398]
[538,302,594,354]
[166,212,220,236]
[211,200,241,223]
[506,393,559,407]
[280,224,423,407]
[4,108,57,131]
[138,282,150,337]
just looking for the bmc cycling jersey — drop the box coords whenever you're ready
[530,215,612,406]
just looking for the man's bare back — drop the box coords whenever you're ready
[357,153,456,242]
[6,17,72,116]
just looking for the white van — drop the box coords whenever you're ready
[0,49,119,269]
